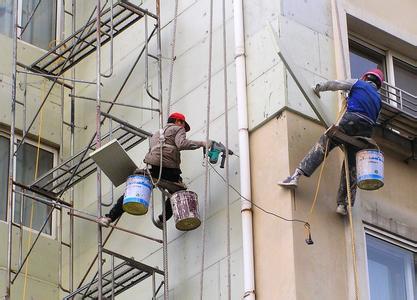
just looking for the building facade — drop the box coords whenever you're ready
[0,0,416,299]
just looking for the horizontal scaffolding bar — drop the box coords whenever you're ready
[17,70,96,85]
[17,63,74,89]
[68,212,163,244]
[69,94,160,111]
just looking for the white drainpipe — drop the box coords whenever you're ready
[233,0,256,299]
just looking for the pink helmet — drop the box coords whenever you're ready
[361,69,384,87]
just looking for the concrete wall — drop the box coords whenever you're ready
[0,31,66,299]
[248,0,417,299]
[251,110,417,299]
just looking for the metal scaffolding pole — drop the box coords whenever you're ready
[69,0,76,292]
[95,0,104,298]
[6,1,19,298]
[5,1,166,298]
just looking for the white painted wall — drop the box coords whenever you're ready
[62,0,244,299]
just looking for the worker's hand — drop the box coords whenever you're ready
[133,168,145,175]
[313,84,321,98]
[199,140,212,149]
[206,139,213,149]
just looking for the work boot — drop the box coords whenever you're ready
[336,204,347,216]
[277,175,299,189]
[97,216,112,227]
[278,169,303,189]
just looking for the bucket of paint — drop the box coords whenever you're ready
[356,149,384,190]
[170,190,201,231]
[122,175,152,215]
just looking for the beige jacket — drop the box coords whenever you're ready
[144,124,206,169]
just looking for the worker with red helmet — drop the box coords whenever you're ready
[99,112,210,227]
[279,69,384,215]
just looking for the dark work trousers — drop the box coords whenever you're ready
[106,165,183,222]
[298,112,374,206]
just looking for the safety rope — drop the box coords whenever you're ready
[343,146,360,300]
[222,0,231,297]
[199,0,214,298]
[307,138,330,221]
[166,0,179,116]
[305,98,360,299]
[22,80,46,300]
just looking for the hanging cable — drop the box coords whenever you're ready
[343,146,360,300]
[199,0,214,298]
[208,164,312,236]
[221,0,232,297]
[166,0,179,116]
[22,79,46,300]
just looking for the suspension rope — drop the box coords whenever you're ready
[166,0,179,116]
[199,0,214,298]
[343,146,360,300]
[22,80,46,300]
[221,0,231,297]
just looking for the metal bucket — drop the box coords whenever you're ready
[171,190,201,231]
[356,149,384,190]
[123,175,152,215]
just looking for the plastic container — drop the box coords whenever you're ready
[356,149,384,190]
[122,175,152,215]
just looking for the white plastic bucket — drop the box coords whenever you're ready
[170,190,201,231]
[356,149,384,190]
[123,175,152,215]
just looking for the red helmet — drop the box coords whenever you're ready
[169,112,190,132]
[361,69,384,87]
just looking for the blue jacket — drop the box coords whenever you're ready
[347,80,381,123]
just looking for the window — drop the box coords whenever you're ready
[366,234,417,300]
[0,0,57,50]
[0,134,55,235]
[349,38,417,118]
[349,40,386,79]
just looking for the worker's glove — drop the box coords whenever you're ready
[98,216,112,227]
[313,84,321,98]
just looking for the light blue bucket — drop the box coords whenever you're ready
[123,175,152,215]
[356,149,384,190]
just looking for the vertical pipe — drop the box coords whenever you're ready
[111,255,115,300]
[156,1,163,127]
[69,0,76,292]
[6,1,19,299]
[161,195,168,300]
[58,202,64,289]
[102,0,113,78]
[152,271,156,300]
[19,74,28,268]
[155,1,166,299]
[232,0,256,299]
[95,0,103,298]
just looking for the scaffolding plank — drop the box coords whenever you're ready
[62,249,162,300]
[29,0,147,76]
[325,125,375,149]
[30,117,151,197]
[89,139,138,187]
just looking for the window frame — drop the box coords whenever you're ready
[16,0,62,51]
[0,129,58,239]
[348,33,417,88]
[364,224,417,300]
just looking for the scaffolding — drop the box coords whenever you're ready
[6,0,169,299]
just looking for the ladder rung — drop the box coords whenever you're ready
[61,241,71,248]
[11,221,22,228]
[148,53,159,60]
